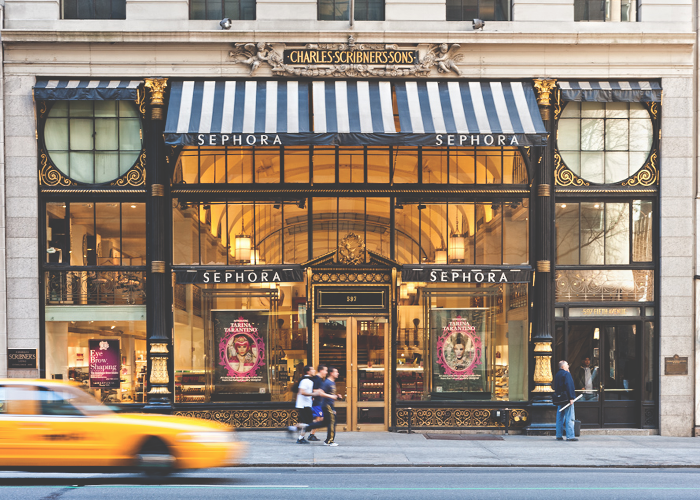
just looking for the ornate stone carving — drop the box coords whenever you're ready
[533,79,557,106]
[229,38,464,78]
[144,78,168,106]
[337,233,366,265]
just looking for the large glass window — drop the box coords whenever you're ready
[395,200,529,265]
[45,320,147,403]
[62,0,126,19]
[555,200,652,266]
[396,283,528,402]
[557,102,652,184]
[46,202,146,267]
[446,0,510,21]
[574,0,636,21]
[190,0,256,19]
[174,146,528,186]
[173,282,307,403]
[43,101,142,184]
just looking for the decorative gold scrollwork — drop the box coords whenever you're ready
[395,407,529,428]
[622,150,658,187]
[136,86,147,118]
[646,101,658,120]
[554,151,589,187]
[111,152,146,187]
[39,153,76,187]
[37,100,48,119]
[553,89,563,121]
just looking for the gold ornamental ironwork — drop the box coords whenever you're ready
[622,150,658,187]
[39,153,76,187]
[554,151,589,187]
[533,79,557,106]
[149,357,170,386]
[111,151,146,187]
[338,233,366,265]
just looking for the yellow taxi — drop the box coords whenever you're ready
[0,379,245,475]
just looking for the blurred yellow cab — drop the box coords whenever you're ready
[0,379,245,474]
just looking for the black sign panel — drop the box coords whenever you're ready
[8,349,37,369]
[316,288,388,312]
[283,49,418,66]
[174,266,304,284]
[401,266,532,284]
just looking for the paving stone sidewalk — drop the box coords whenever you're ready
[237,431,700,468]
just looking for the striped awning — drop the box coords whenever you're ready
[164,79,547,147]
[33,79,142,100]
[559,81,661,103]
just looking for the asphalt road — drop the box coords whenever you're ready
[1,467,699,500]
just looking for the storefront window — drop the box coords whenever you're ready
[555,269,654,302]
[46,202,146,266]
[45,320,147,403]
[396,283,528,402]
[43,101,142,184]
[173,282,308,403]
[173,146,528,185]
[556,200,652,266]
[557,102,652,184]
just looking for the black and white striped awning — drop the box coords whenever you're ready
[164,79,548,147]
[33,79,142,100]
[559,81,661,103]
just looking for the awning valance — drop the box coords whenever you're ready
[33,79,142,101]
[559,81,661,103]
[164,79,548,147]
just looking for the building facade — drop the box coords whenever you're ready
[0,0,696,436]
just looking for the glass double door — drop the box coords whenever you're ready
[315,317,388,431]
[566,323,640,427]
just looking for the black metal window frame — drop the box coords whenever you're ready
[445,0,511,21]
[189,0,256,20]
[318,0,385,20]
[554,197,655,268]
[42,100,143,185]
[173,145,529,186]
[62,0,126,19]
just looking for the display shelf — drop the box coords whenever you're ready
[175,371,207,403]
[358,368,384,402]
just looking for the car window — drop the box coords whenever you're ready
[37,387,85,416]
[0,386,6,414]
[2,386,40,415]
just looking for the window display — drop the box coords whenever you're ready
[45,320,147,403]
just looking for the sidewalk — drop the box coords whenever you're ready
[237,431,700,468]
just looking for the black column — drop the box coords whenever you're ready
[143,78,173,408]
[526,79,557,433]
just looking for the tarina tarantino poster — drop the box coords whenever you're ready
[431,309,487,398]
[89,339,121,389]
[213,310,269,397]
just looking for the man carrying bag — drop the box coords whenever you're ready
[553,360,578,441]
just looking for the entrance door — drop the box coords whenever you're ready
[567,323,641,427]
[315,317,388,431]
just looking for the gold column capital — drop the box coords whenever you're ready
[536,260,551,273]
[533,79,557,106]
[144,78,169,106]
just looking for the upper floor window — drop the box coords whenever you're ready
[557,102,652,185]
[318,0,384,20]
[43,101,142,185]
[62,0,126,19]
[574,0,636,21]
[446,0,510,21]
[190,0,256,19]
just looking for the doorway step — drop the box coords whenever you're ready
[580,428,658,436]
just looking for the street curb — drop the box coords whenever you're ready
[236,463,700,469]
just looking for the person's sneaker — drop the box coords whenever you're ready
[296,438,310,444]
[566,438,579,441]
[308,434,320,442]
[555,437,564,441]
[324,442,339,447]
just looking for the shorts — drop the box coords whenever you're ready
[312,405,323,419]
[298,406,313,425]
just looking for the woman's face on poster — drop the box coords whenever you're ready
[454,343,465,360]
[234,336,250,356]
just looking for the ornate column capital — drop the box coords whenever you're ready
[533,79,557,106]
[144,78,168,106]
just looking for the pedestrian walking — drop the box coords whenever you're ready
[302,366,342,446]
[293,365,316,444]
[308,364,327,442]
[554,360,578,441]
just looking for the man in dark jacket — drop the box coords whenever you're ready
[554,360,578,441]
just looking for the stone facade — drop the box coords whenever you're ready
[0,0,697,436]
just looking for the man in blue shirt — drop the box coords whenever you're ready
[308,364,328,442]
[554,360,578,441]
[302,366,342,446]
